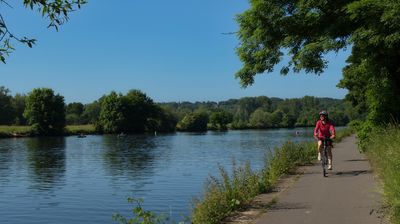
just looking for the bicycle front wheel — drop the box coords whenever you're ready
[322,147,328,177]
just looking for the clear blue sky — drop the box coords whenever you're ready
[0,0,349,104]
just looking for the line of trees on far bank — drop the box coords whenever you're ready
[0,86,356,135]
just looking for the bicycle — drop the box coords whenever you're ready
[321,137,332,177]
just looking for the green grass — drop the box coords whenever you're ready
[0,125,97,137]
[65,124,96,135]
[191,128,353,224]
[0,125,32,137]
[191,162,262,224]
[363,125,400,224]
[335,127,354,142]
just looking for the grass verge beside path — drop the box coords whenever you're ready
[363,125,400,224]
[191,128,353,224]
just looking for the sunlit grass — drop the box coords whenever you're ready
[364,125,400,224]
[0,125,31,133]
[65,124,96,134]
[0,124,97,137]
[0,125,32,137]
[335,127,354,142]
[191,162,262,224]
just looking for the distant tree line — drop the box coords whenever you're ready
[160,96,355,131]
[0,86,355,135]
[0,86,177,135]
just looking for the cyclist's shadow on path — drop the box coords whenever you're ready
[333,169,371,177]
[268,202,310,212]
[331,158,372,177]
[301,169,371,177]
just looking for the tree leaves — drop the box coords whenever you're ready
[97,90,166,134]
[24,88,66,135]
[236,0,400,124]
[235,0,353,85]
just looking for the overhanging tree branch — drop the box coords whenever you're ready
[0,0,86,63]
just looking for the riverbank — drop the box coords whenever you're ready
[0,125,340,138]
[191,128,354,224]
[363,125,400,224]
[0,125,97,138]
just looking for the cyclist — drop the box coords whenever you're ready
[314,111,335,170]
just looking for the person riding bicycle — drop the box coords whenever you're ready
[314,111,335,170]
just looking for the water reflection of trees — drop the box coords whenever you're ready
[102,135,161,178]
[25,137,66,191]
[0,140,14,185]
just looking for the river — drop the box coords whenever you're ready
[0,128,317,224]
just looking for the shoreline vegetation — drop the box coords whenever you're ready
[0,125,97,138]
[0,124,341,139]
[1,86,354,137]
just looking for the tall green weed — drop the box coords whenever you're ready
[363,125,400,224]
[192,141,317,224]
[191,162,262,224]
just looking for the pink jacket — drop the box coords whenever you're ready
[314,120,335,139]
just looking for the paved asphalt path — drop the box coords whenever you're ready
[255,135,385,224]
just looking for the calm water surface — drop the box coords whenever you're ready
[0,128,317,223]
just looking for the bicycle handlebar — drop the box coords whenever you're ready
[314,136,333,141]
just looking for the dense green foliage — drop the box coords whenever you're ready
[97,90,177,134]
[66,102,84,125]
[12,93,27,125]
[0,86,353,134]
[177,112,209,132]
[162,96,352,129]
[0,86,178,134]
[362,125,400,224]
[0,86,14,124]
[122,90,158,133]
[236,0,400,127]
[0,0,86,63]
[81,101,101,124]
[0,87,27,125]
[23,88,66,135]
[209,110,233,130]
[97,91,128,133]
[113,198,171,224]
[151,107,179,133]
[236,3,400,221]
